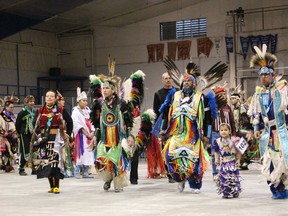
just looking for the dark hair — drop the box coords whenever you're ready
[219,123,231,131]
[4,101,13,108]
[45,90,57,97]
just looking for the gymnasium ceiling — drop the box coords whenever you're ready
[0,0,205,39]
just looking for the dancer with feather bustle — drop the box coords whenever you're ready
[89,57,145,192]
[159,57,225,193]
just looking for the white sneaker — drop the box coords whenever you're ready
[178,182,185,192]
[191,189,200,194]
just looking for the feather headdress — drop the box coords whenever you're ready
[0,98,4,106]
[129,70,145,108]
[186,62,200,77]
[229,84,245,100]
[89,74,103,100]
[135,109,156,147]
[4,92,19,104]
[199,61,228,91]
[76,87,87,102]
[56,90,64,101]
[212,81,228,109]
[163,56,227,91]
[89,55,121,98]
[108,55,116,76]
[163,56,183,87]
[98,73,122,94]
[89,55,146,108]
[250,44,278,75]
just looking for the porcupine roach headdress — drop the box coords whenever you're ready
[250,44,278,75]
[249,44,278,126]
[89,56,146,126]
[90,55,122,98]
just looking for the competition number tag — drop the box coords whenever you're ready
[235,137,249,154]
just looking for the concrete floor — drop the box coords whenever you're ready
[0,160,287,216]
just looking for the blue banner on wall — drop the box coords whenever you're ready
[259,35,270,52]
[240,36,250,60]
[269,34,278,54]
[225,37,233,58]
[249,36,261,54]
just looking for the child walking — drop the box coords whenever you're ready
[213,123,241,198]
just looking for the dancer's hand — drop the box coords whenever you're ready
[88,136,97,151]
[247,130,253,142]
[215,158,219,165]
[254,131,260,140]
[236,159,241,167]
[127,136,135,148]
[202,136,209,147]
[86,132,94,140]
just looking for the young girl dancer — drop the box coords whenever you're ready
[213,123,241,198]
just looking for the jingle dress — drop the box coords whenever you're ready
[213,137,241,198]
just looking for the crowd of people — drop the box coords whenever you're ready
[0,44,288,199]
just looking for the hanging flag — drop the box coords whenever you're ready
[225,37,233,58]
[270,34,278,54]
[249,35,260,54]
[240,36,250,60]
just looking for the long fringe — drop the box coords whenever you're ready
[146,135,166,178]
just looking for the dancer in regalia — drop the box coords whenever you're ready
[90,57,145,192]
[160,57,226,193]
[0,95,19,173]
[16,95,35,175]
[72,88,95,179]
[213,123,241,198]
[32,90,68,194]
[249,44,288,199]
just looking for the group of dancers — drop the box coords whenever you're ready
[0,44,287,199]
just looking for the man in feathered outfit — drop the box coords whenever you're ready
[89,68,145,193]
[249,44,288,199]
[161,73,213,193]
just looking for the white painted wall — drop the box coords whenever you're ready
[0,30,59,101]
[85,0,288,108]
[0,0,287,107]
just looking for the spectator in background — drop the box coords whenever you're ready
[153,72,177,183]
[16,95,35,176]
